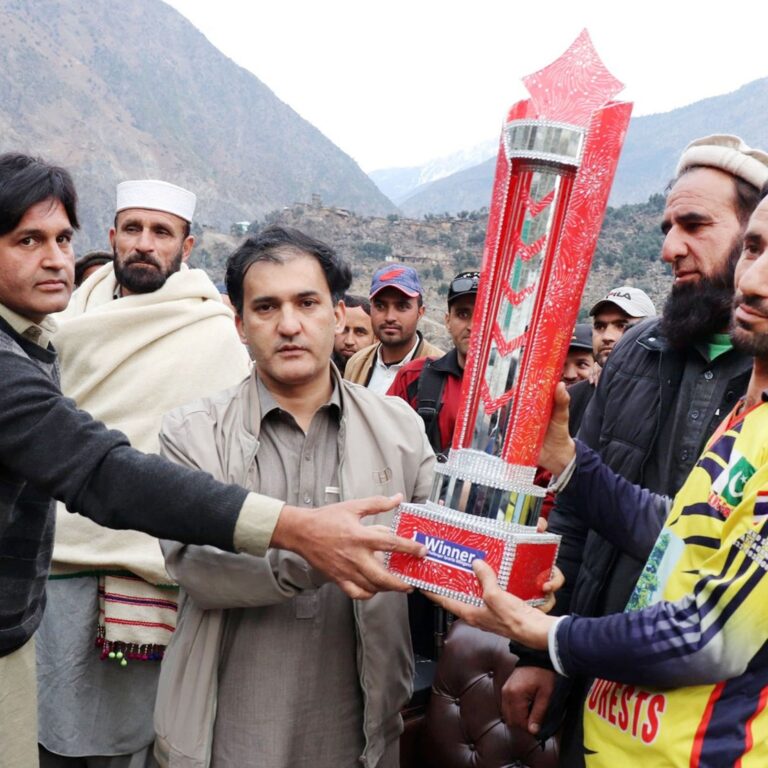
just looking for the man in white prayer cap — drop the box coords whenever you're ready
[36,180,252,767]
[110,179,197,296]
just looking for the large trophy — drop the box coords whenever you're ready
[387,31,632,605]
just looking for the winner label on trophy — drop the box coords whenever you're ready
[386,30,633,605]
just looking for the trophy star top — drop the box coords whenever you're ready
[522,29,624,127]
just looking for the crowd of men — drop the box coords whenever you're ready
[2,129,768,768]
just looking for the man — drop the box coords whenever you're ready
[0,153,424,766]
[388,270,478,456]
[590,286,656,368]
[501,134,767,765]
[561,323,594,387]
[433,189,768,765]
[36,180,251,767]
[344,263,443,393]
[567,286,656,433]
[74,249,113,287]
[152,226,435,768]
[332,293,373,373]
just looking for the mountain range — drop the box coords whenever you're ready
[372,77,768,216]
[2,0,767,248]
[0,0,394,249]
[369,139,497,205]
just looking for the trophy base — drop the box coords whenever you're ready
[386,501,560,607]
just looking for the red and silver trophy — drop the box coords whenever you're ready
[387,30,632,605]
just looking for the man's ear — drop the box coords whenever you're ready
[108,228,116,250]
[334,300,346,334]
[234,312,248,345]
[418,304,425,318]
[181,235,195,263]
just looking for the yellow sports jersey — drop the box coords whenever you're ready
[583,400,768,767]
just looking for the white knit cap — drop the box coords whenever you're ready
[115,180,197,223]
[675,134,768,191]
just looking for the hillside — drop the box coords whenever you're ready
[0,0,395,250]
[611,78,768,204]
[399,157,496,219]
[190,193,671,348]
[395,77,768,216]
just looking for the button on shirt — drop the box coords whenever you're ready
[213,375,365,768]
[649,342,743,496]
[252,375,342,506]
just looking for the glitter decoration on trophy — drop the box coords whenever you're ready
[386,30,633,605]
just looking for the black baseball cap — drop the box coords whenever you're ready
[448,271,480,305]
[569,323,593,351]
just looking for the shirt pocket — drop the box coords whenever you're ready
[370,466,393,496]
[294,591,319,619]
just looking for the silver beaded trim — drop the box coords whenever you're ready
[503,119,585,167]
[434,449,545,496]
[413,500,537,534]
[386,502,561,607]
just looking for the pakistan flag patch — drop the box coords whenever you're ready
[710,451,756,507]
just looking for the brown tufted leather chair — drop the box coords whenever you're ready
[402,620,558,768]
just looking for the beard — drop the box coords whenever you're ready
[113,247,183,294]
[331,349,348,373]
[730,293,768,358]
[659,240,740,350]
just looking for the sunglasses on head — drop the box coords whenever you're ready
[450,275,480,294]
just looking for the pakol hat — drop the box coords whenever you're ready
[675,134,768,190]
[116,180,197,223]
[590,286,656,318]
[369,264,423,299]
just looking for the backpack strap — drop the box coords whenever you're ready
[414,358,447,456]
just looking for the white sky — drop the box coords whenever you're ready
[164,0,768,172]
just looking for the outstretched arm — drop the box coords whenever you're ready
[430,496,768,691]
[158,414,426,602]
[270,494,426,599]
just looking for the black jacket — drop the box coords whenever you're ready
[566,378,595,436]
[0,319,248,656]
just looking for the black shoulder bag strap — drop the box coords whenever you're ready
[415,359,447,457]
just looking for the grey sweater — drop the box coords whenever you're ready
[0,318,247,656]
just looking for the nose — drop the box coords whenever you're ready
[561,361,576,385]
[135,227,155,253]
[277,305,301,337]
[41,239,72,272]
[737,250,768,298]
[661,226,686,266]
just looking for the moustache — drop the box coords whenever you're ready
[124,253,162,270]
[733,292,768,318]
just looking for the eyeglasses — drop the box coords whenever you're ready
[450,274,480,294]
